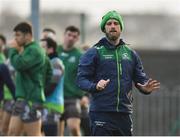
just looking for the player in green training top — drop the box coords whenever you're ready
[57,26,87,136]
[8,22,47,136]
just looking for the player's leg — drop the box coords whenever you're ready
[67,118,81,136]
[0,107,3,135]
[65,99,82,136]
[42,109,60,136]
[22,103,42,136]
[58,118,65,136]
[1,100,15,135]
[8,115,23,136]
[7,100,26,136]
[80,106,91,135]
[23,119,42,136]
[1,111,11,135]
[89,111,113,136]
[116,113,133,136]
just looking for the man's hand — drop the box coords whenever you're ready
[96,79,110,91]
[8,40,18,48]
[8,40,23,53]
[137,78,160,93]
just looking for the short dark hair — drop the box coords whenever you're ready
[65,26,80,35]
[0,34,6,44]
[41,37,57,52]
[13,22,32,35]
[43,28,56,34]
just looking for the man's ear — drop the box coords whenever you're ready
[102,27,106,33]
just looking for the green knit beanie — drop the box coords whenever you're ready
[100,10,124,32]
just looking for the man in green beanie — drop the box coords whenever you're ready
[76,10,160,136]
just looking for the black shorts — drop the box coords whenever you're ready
[2,100,15,114]
[11,100,42,123]
[42,108,61,125]
[60,99,81,121]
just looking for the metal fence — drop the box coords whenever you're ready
[132,50,180,136]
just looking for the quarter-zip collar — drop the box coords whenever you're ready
[97,37,126,50]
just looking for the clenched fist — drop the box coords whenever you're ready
[96,79,110,91]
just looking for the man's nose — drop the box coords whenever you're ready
[110,23,116,28]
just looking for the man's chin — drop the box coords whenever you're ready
[66,44,74,49]
[106,33,120,41]
[108,36,119,41]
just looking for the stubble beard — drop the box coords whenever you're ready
[106,31,120,42]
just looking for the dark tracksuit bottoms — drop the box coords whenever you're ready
[90,111,133,136]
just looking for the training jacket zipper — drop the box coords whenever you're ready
[115,49,121,112]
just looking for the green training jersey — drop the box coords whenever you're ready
[9,41,46,103]
[57,45,84,99]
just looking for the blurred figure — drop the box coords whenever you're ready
[77,44,91,136]
[42,28,56,41]
[0,34,16,136]
[57,26,85,136]
[79,43,92,136]
[0,34,6,63]
[8,22,47,136]
[0,34,6,134]
[41,37,64,136]
[77,10,160,136]
[0,63,15,135]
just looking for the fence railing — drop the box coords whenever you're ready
[133,84,180,135]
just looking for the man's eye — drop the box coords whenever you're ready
[114,22,119,25]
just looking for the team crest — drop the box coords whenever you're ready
[122,53,131,60]
[68,56,76,63]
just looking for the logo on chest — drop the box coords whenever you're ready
[61,52,68,57]
[122,53,131,60]
[102,54,114,59]
[68,56,76,63]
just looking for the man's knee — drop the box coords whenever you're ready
[68,122,79,131]
[1,112,11,134]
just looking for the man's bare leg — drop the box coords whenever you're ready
[23,119,42,136]
[58,120,65,136]
[67,118,81,136]
[1,111,11,135]
[0,109,3,135]
[8,116,23,136]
